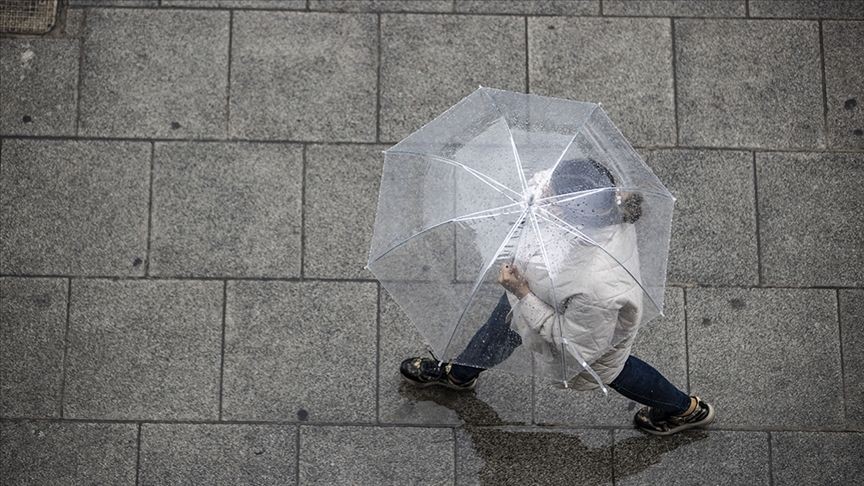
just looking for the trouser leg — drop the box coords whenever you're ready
[608,355,691,416]
[448,293,522,383]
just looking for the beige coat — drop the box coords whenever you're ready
[506,221,643,390]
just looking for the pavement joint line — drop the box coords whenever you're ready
[1,416,860,435]
[3,135,863,155]
[836,290,848,425]
[682,288,691,394]
[523,15,529,93]
[452,427,458,481]
[218,280,227,421]
[375,283,381,424]
[671,18,680,146]
[610,428,617,486]
[144,142,155,277]
[300,144,307,279]
[375,13,382,143]
[64,5,864,22]
[745,0,750,18]
[752,151,764,286]
[73,9,86,136]
[134,423,142,486]
[767,430,774,486]
[58,278,73,418]
[295,424,301,485]
[225,10,234,138]
[818,20,829,149]
[1,275,860,292]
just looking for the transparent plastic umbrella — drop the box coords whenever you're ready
[366,87,674,391]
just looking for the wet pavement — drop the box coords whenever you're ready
[1,0,863,484]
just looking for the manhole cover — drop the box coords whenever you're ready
[0,0,59,35]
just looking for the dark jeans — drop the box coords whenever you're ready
[449,293,691,416]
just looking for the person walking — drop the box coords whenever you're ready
[400,158,715,436]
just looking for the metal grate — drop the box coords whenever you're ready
[0,0,59,35]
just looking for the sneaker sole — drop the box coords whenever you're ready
[400,372,476,391]
[637,403,716,436]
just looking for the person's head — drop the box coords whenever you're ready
[546,158,642,225]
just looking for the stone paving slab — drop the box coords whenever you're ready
[756,152,864,287]
[686,288,844,428]
[230,11,377,142]
[79,7,229,139]
[223,280,377,422]
[749,0,864,19]
[823,21,864,149]
[139,423,297,485]
[0,278,67,418]
[528,16,675,146]
[299,425,453,485]
[603,0,746,17]
[455,0,598,15]
[772,431,864,485]
[310,0,453,12]
[534,288,686,426]
[64,279,223,420]
[675,19,823,149]
[644,149,757,286]
[149,142,303,278]
[614,429,769,485]
[164,0,307,8]
[71,0,158,5]
[0,39,79,137]
[378,291,533,426]
[380,13,525,142]
[840,290,864,430]
[0,421,138,486]
[304,144,383,279]
[0,139,150,276]
[456,427,612,485]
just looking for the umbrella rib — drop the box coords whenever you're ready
[547,104,600,178]
[367,202,525,265]
[385,150,522,202]
[439,207,529,362]
[479,88,529,194]
[534,208,663,316]
[536,186,674,207]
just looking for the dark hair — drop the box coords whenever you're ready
[550,158,642,224]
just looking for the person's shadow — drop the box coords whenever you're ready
[398,383,707,485]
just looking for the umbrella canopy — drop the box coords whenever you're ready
[367,87,675,390]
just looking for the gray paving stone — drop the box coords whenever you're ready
[64,279,223,420]
[0,421,137,486]
[456,427,612,485]
[614,429,769,485]
[756,152,864,287]
[310,0,453,12]
[675,19,824,149]
[139,424,297,486]
[378,291,533,425]
[534,288,686,426]
[230,11,377,141]
[644,149,758,286]
[164,0,306,8]
[0,39,79,136]
[749,0,864,19]
[380,13,525,142]
[0,139,150,276]
[223,281,377,422]
[304,144,383,279]
[772,431,864,485]
[299,425,454,485]
[686,288,844,428]
[79,8,229,138]
[0,278,67,417]
[823,21,864,149]
[603,0,746,16]
[149,142,303,278]
[840,290,864,430]
[529,17,675,146]
[455,0,598,15]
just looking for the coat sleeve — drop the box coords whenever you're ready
[512,291,619,366]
